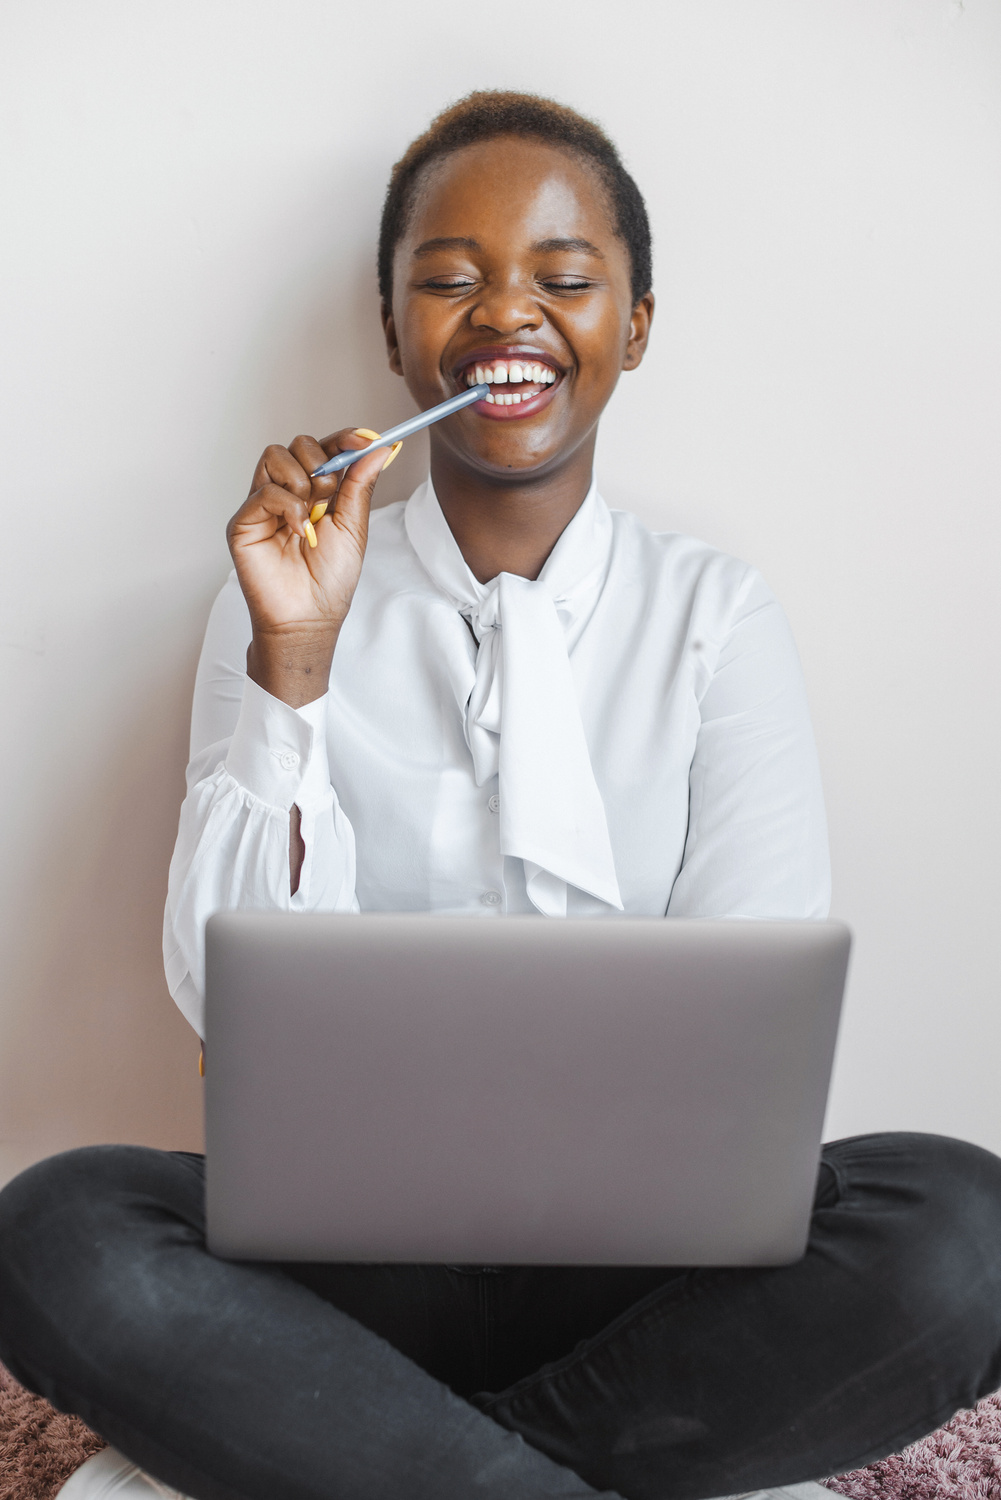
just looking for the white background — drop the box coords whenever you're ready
[2,0,999,1184]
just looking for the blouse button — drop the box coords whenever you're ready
[480,890,502,907]
[279,750,300,770]
[487,794,500,814]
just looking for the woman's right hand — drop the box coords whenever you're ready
[227,429,393,706]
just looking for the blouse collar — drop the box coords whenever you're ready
[403,475,613,624]
[403,477,622,918]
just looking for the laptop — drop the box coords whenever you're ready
[204,913,850,1266]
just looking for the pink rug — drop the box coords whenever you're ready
[1,1360,999,1498]
[824,1392,1001,1500]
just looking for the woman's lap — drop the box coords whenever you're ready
[0,1132,999,1500]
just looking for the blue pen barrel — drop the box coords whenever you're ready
[311,385,490,478]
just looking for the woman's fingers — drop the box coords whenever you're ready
[249,443,313,503]
[229,480,312,544]
[284,435,340,542]
[287,434,339,493]
[238,437,345,545]
[298,429,380,524]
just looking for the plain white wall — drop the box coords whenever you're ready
[2,0,999,1184]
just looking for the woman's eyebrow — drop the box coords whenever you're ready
[532,237,605,258]
[412,237,481,257]
[411,235,606,259]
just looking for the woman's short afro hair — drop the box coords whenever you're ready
[378,90,652,307]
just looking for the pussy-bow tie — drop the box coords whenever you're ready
[404,480,623,917]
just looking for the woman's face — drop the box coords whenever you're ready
[384,136,654,484]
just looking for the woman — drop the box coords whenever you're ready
[1,92,1000,1500]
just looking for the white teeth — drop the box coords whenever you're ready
[511,391,522,404]
[467,358,558,393]
[484,392,495,403]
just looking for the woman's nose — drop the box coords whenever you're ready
[469,279,543,335]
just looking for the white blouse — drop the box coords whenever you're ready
[164,479,831,1038]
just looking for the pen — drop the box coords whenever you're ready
[310,385,490,478]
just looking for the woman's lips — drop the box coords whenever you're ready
[471,379,561,421]
[455,353,564,422]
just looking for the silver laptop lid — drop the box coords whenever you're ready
[205,914,849,1266]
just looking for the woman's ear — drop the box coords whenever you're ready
[622,292,655,372]
[382,300,405,376]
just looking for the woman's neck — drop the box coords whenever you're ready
[429,440,596,585]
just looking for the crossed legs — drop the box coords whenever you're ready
[1,1133,999,1500]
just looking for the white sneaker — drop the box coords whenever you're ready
[712,1485,833,1500]
[56,1446,193,1500]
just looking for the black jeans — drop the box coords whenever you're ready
[0,1134,1000,1500]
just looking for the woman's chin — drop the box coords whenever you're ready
[453,439,575,483]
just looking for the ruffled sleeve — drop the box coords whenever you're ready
[163,573,357,1038]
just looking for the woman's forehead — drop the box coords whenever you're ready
[402,138,621,254]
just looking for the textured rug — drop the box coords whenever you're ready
[1,1360,1000,1499]
[823,1392,1001,1500]
[0,1364,105,1500]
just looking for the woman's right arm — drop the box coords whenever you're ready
[163,430,392,1038]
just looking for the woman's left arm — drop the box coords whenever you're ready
[666,570,831,919]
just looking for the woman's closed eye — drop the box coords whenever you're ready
[419,276,479,292]
[418,274,598,294]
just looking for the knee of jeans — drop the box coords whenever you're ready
[923,1133,1001,1263]
[885,1132,1001,1230]
[840,1132,1001,1326]
[0,1146,204,1371]
[0,1145,189,1294]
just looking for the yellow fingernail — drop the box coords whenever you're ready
[310,501,328,523]
[304,519,318,548]
[354,428,381,442]
[381,440,403,471]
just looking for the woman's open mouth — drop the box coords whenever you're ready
[454,350,564,421]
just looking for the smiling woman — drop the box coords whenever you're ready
[383,134,653,583]
[2,89,1001,1500]
[378,104,654,579]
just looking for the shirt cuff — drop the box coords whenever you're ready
[225,676,332,811]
